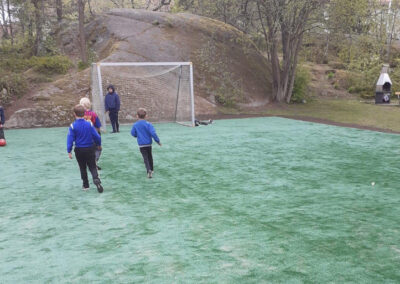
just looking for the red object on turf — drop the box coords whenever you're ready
[0,139,6,146]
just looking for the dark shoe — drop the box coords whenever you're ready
[94,179,103,193]
[97,165,102,171]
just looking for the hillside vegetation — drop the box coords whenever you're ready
[1,0,400,131]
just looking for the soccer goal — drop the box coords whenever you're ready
[91,62,195,131]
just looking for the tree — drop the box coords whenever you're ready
[6,0,13,45]
[177,0,257,33]
[32,0,44,56]
[386,0,400,61]
[56,0,62,23]
[0,0,9,39]
[78,0,87,63]
[256,0,328,103]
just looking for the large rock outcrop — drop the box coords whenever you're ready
[6,9,271,128]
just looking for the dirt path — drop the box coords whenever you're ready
[307,63,352,99]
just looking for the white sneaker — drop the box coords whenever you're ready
[147,171,153,179]
[82,187,90,191]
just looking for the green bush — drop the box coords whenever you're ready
[28,73,54,84]
[328,61,346,70]
[78,61,90,71]
[291,66,311,103]
[327,71,335,80]
[31,56,72,75]
[0,57,33,73]
[0,72,28,104]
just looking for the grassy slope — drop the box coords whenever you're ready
[244,99,400,133]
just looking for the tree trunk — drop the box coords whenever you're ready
[131,0,135,8]
[387,9,398,62]
[286,35,304,103]
[56,0,62,23]
[78,0,87,63]
[0,0,9,39]
[88,0,94,16]
[28,18,33,44]
[33,0,44,56]
[6,0,13,45]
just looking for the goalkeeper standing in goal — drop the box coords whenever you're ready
[131,108,162,178]
[104,85,120,133]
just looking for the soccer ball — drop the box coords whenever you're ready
[0,139,6,147]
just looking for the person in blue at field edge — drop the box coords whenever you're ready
[131,108,162,178]
[0,105,5,140]
[67,104,104,193]
[104,84,120,133]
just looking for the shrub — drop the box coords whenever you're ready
[291,66,311,103]
[328,61,346,70]
[31,56,72,75]
[0,72,28,104]
[327,71,335,80]
[78,61,90,71]
[28,73,54,84]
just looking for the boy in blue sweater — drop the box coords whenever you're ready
[131,108,162,178]
[67,105,104,193]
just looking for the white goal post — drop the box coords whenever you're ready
[91,62,196,131]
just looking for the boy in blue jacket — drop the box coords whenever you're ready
[131,108,162,178]
[67,104,104,193]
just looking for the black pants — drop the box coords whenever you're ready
[140,146,153,173]
[109,110,119,132]
[0,127,4,139]
[74,146,100,188]
[95,132,102,163]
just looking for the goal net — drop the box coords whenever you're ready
[91,62,195,131]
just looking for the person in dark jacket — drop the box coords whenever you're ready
[67,104,103,193]
[104,85,120,133]
[0,105,5,140]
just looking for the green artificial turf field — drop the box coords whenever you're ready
[1,117,400,282]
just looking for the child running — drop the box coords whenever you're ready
[80,97,103,170]
[131,108,162,178]
[67,104,104,193]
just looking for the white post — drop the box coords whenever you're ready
[96,63,107,132]
[189,63,195,127]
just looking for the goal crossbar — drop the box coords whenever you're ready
[97,62,193,67]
